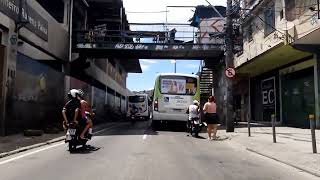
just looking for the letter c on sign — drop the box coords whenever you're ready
[268,89,274,104]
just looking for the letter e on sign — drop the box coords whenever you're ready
[225,68,236,78]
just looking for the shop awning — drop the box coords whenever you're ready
[236,43,312,76]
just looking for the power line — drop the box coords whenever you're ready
[239,2,320,17]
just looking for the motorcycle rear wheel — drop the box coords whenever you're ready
[68,143,76,153]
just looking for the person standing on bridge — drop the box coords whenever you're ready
[203,96,219,140]
[169,28,177,43]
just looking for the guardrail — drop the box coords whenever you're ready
[72,29,225,45]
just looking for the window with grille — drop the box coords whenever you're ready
[264,4,275,37]
[247,24,253,41]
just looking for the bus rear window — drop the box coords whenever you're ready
[129,96,145,103]
[160,76,197,95]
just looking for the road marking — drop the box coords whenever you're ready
[0,142,64,165]
[0,123,124,165]
[143,134,148,140]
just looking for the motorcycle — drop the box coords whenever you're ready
[187,117,204,137]
[129,107,139,125]
[65,113,93,152]
[130,112,137,125]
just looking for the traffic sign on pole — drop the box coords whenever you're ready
[225,67,236,78]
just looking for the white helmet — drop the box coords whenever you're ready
[68,89,78,98]
[77,89,84,98]
[193,100,199,105]
[68,89,84,98]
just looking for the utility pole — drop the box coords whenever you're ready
[225,0,235,132]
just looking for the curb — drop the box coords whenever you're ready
[0,136,65,159]
[246,148,320,178]
[0,122,123,159]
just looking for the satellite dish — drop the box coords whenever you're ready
[277,21,295,31]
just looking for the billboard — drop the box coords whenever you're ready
[161,78,186,94]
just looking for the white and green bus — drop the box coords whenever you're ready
[151,73,200,127]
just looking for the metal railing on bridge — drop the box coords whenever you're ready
[72,24,226,59]
[73,30,224,45]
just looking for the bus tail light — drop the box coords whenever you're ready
[154,99,158,111]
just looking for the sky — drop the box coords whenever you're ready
[123,0,227,91]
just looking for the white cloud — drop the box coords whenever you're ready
[170,60,176,64]
[140,59,157,64]
[141,64,150,71]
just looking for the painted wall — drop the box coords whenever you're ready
[5,54,128,134]
[291,1,320,40]
[234,0,285,68]
[92,87,107,123]
[235,0,320,68]
[6,53,65,134]
[197,17,225,44]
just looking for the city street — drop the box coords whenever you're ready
[0,121,318,180]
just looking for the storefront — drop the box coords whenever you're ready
[279,59,316,128]
[250,72,279,122]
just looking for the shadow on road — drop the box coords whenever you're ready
[153,121,187,132]
[69,145,101,154]
[186,134,207,139]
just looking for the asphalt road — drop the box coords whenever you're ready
[0,121,318,180]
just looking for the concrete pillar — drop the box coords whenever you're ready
[315,54,320,128]
[63,63,71,101]
[0,45,6,136]
[0,30,18,136]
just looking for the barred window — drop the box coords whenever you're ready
[264,4,275,37]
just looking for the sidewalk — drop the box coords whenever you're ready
[219,127,320,177]
[0,122,119,157]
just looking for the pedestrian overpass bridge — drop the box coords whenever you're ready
[72,29,225,60]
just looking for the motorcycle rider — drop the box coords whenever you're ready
[62,89,81,130]
[186,100,200,132]
[130,104,139,124]
[76,89,94,139]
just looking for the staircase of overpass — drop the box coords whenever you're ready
[199,61,214,104]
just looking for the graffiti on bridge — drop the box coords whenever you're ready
[76,43,224,51]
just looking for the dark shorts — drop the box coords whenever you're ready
[78,117,88,126]
[205,113,219,125]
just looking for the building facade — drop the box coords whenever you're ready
[234,0,320,128]
[0,0,140,135]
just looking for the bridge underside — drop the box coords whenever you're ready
[74,43,224,60]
